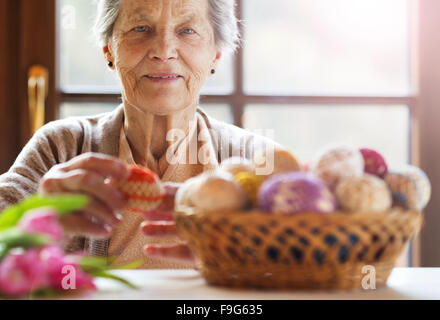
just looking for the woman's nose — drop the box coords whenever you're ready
[148,32,178,62]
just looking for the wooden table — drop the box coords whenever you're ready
[82,268,440,300]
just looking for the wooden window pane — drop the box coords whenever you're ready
[59,102,119,119]
[60,102,234,124]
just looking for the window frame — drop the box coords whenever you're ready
[55,0,419,267]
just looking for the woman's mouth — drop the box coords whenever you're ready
[144,73,183,83]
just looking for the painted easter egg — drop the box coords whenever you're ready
[385,166,431,210]
[335,174,392,213]
[234,172,265,207]
[258,172,338,215]
[174,175,204,209]
[177,170,249,213]
[118,165,165,213]
[311,145,364,190]
[253,148,301,177]
[360,148,388,178]
[219,157,255,176]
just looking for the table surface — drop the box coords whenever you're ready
[78,268,440,300]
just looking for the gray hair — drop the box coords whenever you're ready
[93,0,240,53]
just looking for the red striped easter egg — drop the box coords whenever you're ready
[119,165,165,213]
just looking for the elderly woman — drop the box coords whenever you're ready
[0,0,290,269]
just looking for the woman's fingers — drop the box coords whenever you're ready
[142,183,197,267]
[60,153,130,181]
[55,169,127,210]
[144,243,196,266]
[141,221,179,237]
[83,198,122,227]
[38,153,131,239]
[60,212,112,239]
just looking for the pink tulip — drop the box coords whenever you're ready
[18,208,63,241]
[0,249,48,296]
[39,246,96,291]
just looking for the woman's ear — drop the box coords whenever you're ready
[103,44,115,69]
[211,50,222,72]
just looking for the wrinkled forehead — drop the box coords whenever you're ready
[118,0,209,23]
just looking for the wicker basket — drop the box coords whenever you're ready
[175,206,423,290]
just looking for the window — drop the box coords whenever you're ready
[58,0,412,165]
[57,0,413,265]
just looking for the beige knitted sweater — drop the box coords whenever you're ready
[0,104,283,268]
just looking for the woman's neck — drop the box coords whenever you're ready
[123,99,198,166]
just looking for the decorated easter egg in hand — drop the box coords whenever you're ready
[335,174,392,213]
[234,172,265,207]
[385,165,431,210]
[258,172,338,215]
[219,157,255,176]
[312,145,364,190]
[176,170,249,212]
[360,148,388,178]
[118,165,166,213]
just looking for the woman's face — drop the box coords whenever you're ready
[108,0,222,115]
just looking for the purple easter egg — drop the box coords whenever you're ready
[258,172,338,215]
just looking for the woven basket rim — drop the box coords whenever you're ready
[175,205,422,220]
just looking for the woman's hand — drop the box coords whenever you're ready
[141,182,197,268]
[38,153,130,239]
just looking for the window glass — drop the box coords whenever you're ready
[242,104,410,167]
[200,104,233,124]
[243,0,410,96]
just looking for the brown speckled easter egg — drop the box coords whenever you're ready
[335,174,392,213]
[176,170,249,213]
[385,166,431,210]
[312,145,364,190]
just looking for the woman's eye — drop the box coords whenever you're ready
[134,26,148,32]
[181,28,195,35]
